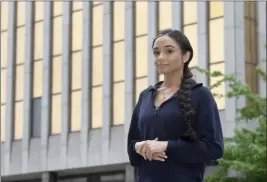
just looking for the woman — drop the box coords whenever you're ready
[127,29,224,182]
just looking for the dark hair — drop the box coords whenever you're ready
[152,29,197,141]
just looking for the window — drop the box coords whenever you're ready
[17,2,25,26]
[209,2,224,19]
[52,56,62,94]
[209,18,224,63]
[92,47,103,86]
[92,86,102,128]
[14,101,23,140]
[135,2,148,36]
[183,25,198,67]
[31,97,41,137]
[210,63,225,110]
[208,2,225,110]
[183,2,197,68]
[135,36,148,78]
[244,2,258,94]
[113,2,125,41]
[112,3,125,125]
[71,91,81,131]
[159,2,172,31]
[16,27,25,64]
[34,21,44,60]
[51,94,61,134]
[183,2,197,25]
[113,82,124,125]
[91,3,103,128]
[93,2,102,6]
[1,2,8,31]
[1,70,6,104]
[53,2,62,16]
[113,41,125,125]
[53,16,62,55]
[72,10,83,51]
[72,2,83,11]
[70,52,82,131]
[135,34,148,102]
[71,52,82,90]
[136,77,148,104]
[1,105,6,142]
[113,42,125,82]
[93,5,103,46]
[33,61,43,98]
[35,2,44,21]
[1,31,7,68]
[244,2,256,19]
[15,65,24,101]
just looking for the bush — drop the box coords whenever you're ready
[197,59,267,182]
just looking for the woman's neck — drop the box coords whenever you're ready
[162,71,183,89]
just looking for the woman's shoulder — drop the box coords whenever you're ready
[191,84,216,104]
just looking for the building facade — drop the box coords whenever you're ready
[0,1,266,182]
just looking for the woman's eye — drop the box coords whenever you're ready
[153,51,159,55]
[167,49,173,54]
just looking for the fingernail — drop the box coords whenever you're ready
[165,156,168,158]
[162,159,165,162]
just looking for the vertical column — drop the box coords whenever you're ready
[80,1,92,167]
[5,2,16,174]
[197,2,208,86]
[61,1,71,168]
[147,1,158,86]
[22,1,34,173]
[125,164,135,182]
[124,1,135,159]
[172,1,182,31]
[42,172,57,182]
[224,2,245,134]
[41,1,52,171]
[102,2,112,165]
[234,2,245,111]
[257,2,267,97]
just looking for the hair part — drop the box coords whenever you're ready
[152,29,197,141]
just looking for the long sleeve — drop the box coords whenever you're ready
[166,87,224,163]
[127,92,143,167]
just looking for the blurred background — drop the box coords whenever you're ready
[0,1,266,182]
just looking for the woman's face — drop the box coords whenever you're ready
[152,35,189,75]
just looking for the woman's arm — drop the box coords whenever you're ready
[166,87,224,163]
[127,92,143,167]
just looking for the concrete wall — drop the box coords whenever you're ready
[1,1,266,181]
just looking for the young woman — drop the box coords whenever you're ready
[127,29,224,182]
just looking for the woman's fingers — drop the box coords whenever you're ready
[141,144,148,160]
[136,141,146,153]
[145,144,153,161]
[156,152,167,159]
[147,148,153,161]
[152,152,167,161]
[153,156,165,162]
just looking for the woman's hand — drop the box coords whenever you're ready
[142,140,168,161]
[135,139,168,161]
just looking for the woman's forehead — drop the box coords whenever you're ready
[153,35,179,48]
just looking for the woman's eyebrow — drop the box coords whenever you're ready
[153,45,175,50]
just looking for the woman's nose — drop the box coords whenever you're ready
[158,53,164,60]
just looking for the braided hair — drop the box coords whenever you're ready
[152,29,197,141]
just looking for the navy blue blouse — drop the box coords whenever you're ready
[127,82,224,182]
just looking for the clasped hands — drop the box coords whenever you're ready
[135,138,168,161]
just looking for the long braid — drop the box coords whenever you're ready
[177,66,197,141]
[152,29,197,141]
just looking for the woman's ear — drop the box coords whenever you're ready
[183,51,190,63]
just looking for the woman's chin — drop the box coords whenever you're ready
[157,69,170,75]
